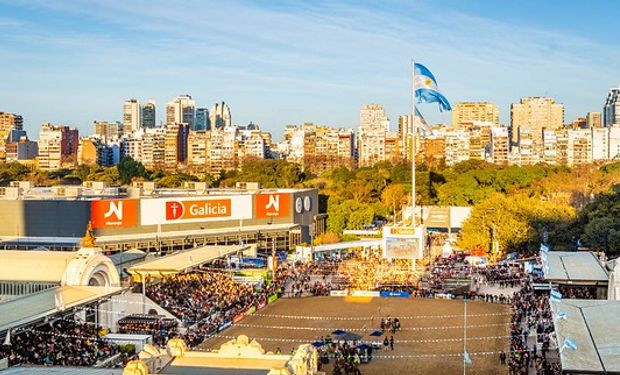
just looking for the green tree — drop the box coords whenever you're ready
[381,184,408,223]
[117,157,148,185]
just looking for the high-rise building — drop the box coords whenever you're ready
[164,123,189,168]
[451,102,499,128]
[94,121,122,140]
[604,87,620,127]
[444,130,470,166]
[5,129,37,162]
[37,124,79,171]
[279,123,355,173]
[360,104,389,132]
[141,100,156,128]
[209,102,231,129]
[542,130,558,165]
[123,98,141,134]
[587,112,602,129]
[195,108,210,131]
[567,129,592,166]
[187,131,209,170]
[510,97,564,145]
[140,128,166,167]
[0,112,24,162]
[609,126,620,160]
[592,128,609,161]
[358,104,392,167]
[490,126,509,165]
[166,95,195,128]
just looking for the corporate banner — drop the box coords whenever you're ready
[91,199,138,229]
[255,193,291,218]
[350,290,380,297]
[140,195,252,225]
[380,291,410,298]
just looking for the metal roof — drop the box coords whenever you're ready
[127,245,250,276]
[543,251,609,283]
[0,250,75,283]
[551,299,620,373]
[0,285,124,332]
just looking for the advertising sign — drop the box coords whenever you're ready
[91,199,138,229]
[385,237,419,259]
[141,195,252,225]
[380,291,410,298]
[232,314,245,324]
[257,301,267,310]
[330,290,348,297]
[255,193,291,218]
[218,321,232,332]
[268,293,279,304]
[351,290,380,297]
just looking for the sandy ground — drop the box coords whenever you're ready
[199,296,511,375]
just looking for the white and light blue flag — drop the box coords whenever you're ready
[562,338,577,351]
[414,63,452,112]
[550,290,562,302]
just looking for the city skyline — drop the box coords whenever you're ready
[2,1,620,136]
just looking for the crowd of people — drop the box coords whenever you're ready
[117,315,178,346]
[0,319,122,367]
[557,285,597,299]
[146,267,284,346]
[340,256,413,291]
[315,340,371,375]
[507,278,561,375]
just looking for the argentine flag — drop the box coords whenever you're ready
[414,63,452,112]
[550,290,562,302]
[563,338,577,351]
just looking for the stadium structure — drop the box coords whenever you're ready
[0,181,322,254]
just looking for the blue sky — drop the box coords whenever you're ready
[1,0,619,139]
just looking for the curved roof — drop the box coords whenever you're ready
[0,250,75,282]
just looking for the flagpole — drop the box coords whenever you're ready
[411,59,416,274]
[411,59,416,228]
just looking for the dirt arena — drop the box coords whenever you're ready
[200,296,511,375]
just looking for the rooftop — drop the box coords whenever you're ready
[0,285,124,332]
[127,245,250,276]
[551,299,620,373]
[542,251,608,283]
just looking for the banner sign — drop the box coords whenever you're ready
[246,306,256,316]
[380,291,410,298]
[218,321,232,332]
[330,290,348,297]
[140,195,252,225]
[257,301,267,310]
[240,257,266,267]
[268,294,279,304]
[232,314,245,324]
[91,199,138,229]
[255,193,291,218]
[351,291,380,297]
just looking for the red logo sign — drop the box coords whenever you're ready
[166,201,184,220]
[255,193,291,218]
[91,199,138,229]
